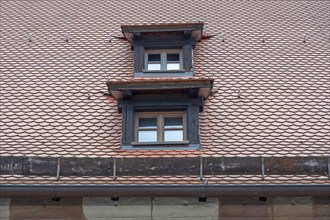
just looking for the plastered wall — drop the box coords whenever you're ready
[1,196,329,220]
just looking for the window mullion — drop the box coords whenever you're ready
[157,114,163,142]
[162,52,166,70]
[180,50,183,70]
[134,114,138,142]
[163,127,183,131]
[144,52,148,70]
[133,111,190,144]
[183,112,187,140]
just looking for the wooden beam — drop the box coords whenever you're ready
[121,23,204,33]
[107,79,213,91]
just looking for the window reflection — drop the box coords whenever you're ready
[167,53,180,61]
[139,118,157,128]
[138,130,157,142]
[164,117,183,141]
[138,117,157,142]
[136,112,185,143]
[145,50,182,71]
[147,64,161,70]
[164,117,183,128]
[148,54,161,61]
[164,130,183,141]
[166,63,180,70]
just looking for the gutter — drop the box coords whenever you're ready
[1,184,329,198]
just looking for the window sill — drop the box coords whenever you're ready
[121,142,200,150]
[134,71,193,78]
[142,69,186,73]
[132,141,189,146]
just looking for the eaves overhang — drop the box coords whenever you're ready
[106,78,214,100]
[1,184,329,198]
[121,22,204,42]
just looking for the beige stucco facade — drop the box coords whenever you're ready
[2,196,329,220]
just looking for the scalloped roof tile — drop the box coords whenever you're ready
[0,0,329,161]
[1,175,329,185]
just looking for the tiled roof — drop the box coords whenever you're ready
[1,0,329,161]
[1,175,329,185]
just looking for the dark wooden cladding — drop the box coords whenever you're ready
[60,158,112,176]
[108,78,213,91]
[184,30,192,39]
[188,88,199,98]
[1,156,328,177]
[119,97,203,107]
[265,157,328,175]
[123,105,134,146]
[116,158,199,176]
[203,157,262,175]
[119,97,203,149]
[121,23,204,34]
[182,44,193,71]
[141,31,184,39]
[0,157,22,175]
[188,102,200,144]
[133,32,141,40]
[22,157,57,176]
[127,23,201,76]
[134,44,144,72]
[120,105,128,144]
[132,39,195,48]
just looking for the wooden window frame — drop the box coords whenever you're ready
[119,97,202,150]
[132,42,194,77]
[134,111,187,144]
[144,49,183,71]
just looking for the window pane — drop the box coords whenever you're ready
[139,118,157,128]
[164,130,183,141]
[148,54,161,62]
[138,130,157,142]
[167,63,180,70]
[147,63,161,70]
[164,117,183,128]
[167,53,180,61]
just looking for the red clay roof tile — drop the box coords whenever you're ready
[1,175,329,185]
[0,0,329,186]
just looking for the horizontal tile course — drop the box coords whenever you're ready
[0,0,329,164]
[1,174,329,185]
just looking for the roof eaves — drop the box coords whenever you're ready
[121,22,204,41]
[106,78,213,99]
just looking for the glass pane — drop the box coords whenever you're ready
[164,130,183,141]
[138,130,157,142]
[148,54,161,61]
[167,53,180,61]
[147,63,161,70]
[165,117,183,128]
[166,63,180,70]
[139,118,157,128]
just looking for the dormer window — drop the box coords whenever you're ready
[135,111,187,143]
[121,23,203,77]
[106,78,213,150]
[145,49,182,71]
[108,23,212,150]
